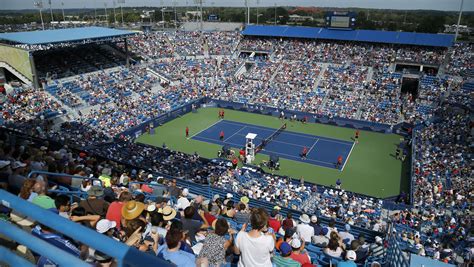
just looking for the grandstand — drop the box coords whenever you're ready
[0,27,137,88]
[0,20,471,267]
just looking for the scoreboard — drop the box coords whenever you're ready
[325,11,356,29]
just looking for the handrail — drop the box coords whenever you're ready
[0,189,171,267]
[0,220,88,266]
[0,246,35,267]
[27,170,103,188]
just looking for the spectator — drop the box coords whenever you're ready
[54,195,71,218]
[369,236,385,259]
[106,191,132,230]
[198,218,235,266]
[31,180,56,209]
[79,186,110,217]
[312,228,330,248]
[296,214,314,243]
[235,208,275,267]
[272,242,301,267]
[290,238,311,265]
[339,224,355,244]
[158,226,197,266]
[324,237,343,258]
[177,188,191,210]
[309,215,323,236]
[181,206,209,244]
[268,209,282,233]
[337,250,357,267]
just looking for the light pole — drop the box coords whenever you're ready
[256,0,260,25]
[61,2,65,22]
[200,0,203,32]
[161,0,165,29]
[274,3,277,25]
[48,0,54,28]
[94,0,97,23]
[117,0,125,25]
[173,0,178,30]
[104,2,108,26]
[34,1,45,30]
[244,0,249,25]
[455,0,464,41]
[113,1,117,25]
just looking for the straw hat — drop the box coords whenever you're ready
[240,196,249,204]
[160,206,177,221]
[121,201,145,220]
[10,212,34,227]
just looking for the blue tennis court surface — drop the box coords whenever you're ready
[191,120,355,170]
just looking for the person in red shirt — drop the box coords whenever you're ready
[185,126,189,137]
[300,146,308,159]
[231,157,238,169]
[219,130,224,140]
[336,155,343,169]
[221,109,225,119]
[106,191,132,230]
[268,209,282,233]
[355,130,360,144]
[239,148,246,161]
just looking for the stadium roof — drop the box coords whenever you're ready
[0,26,136,45]
[242,25,454,47]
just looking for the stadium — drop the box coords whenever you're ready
[0,1,472,267]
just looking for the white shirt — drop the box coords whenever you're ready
[235,232,274,267]
[176,196,190,210]
[296,223,314,243]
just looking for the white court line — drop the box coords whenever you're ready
[306,138,320,155]
[223,126,247,143]
[231,132,310,148]
[193,135,244,149]
[188,119,222,139]
[340,142,356,172]
[261,149,336,170]
[220,120,353,146]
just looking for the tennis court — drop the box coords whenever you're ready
[191,120,355,170]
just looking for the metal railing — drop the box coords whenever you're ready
[0,189,171,267]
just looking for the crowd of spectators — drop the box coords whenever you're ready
[0,85,64,124]
[445,43,473,76]
[393,104,472,265]
[0,129,388,266]
[127,32,176,59]
[204,31,241,55]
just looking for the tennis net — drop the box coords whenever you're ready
[256,123,286,151]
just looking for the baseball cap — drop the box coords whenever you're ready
[290,238,301,249]
[11,161,27,169]
[226,193,233,199]
[375,236,383,244]
[212,194,220,201]
[96,219,117,234]
[0,160,10,169]
[182,188,189,196]
[280,242,292,256]
[346,250,357,261]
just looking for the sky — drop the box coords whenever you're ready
[0,0,473,11]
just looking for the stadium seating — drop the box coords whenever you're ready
[0,28,471,267]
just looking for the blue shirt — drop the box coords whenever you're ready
[157,244,196,267]
[337,260,357,267]
[32,226,81,266]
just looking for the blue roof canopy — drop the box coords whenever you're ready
[0,27,136,45]
[242,25,454,47]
